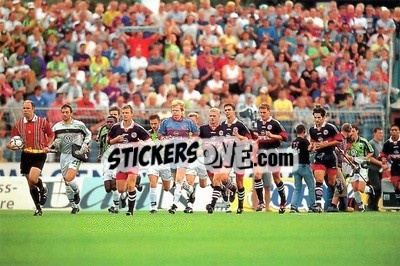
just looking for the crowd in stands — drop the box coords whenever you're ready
[0,0,399,162]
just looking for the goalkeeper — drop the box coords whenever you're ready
[51,104,92,214]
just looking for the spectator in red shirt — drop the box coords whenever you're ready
[123,31,160,59]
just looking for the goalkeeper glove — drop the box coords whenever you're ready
[80,143,89,154]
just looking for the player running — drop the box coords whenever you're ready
[309,106,343,213]
[253,103,288,213]
[158,100,199,214]
[108,104,150,216]
[52,104,92,214]
[379,124,400,206]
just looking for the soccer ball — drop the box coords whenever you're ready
[10,136,24,149]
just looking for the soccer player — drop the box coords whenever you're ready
[290,124,315,213]
[368,127,385,211]
[6,100,55,216]
[148,114,161,140]
[182,112,202,213]
[52,104,92,214]
[158,100,199,214]
[108,104,150,216]
[97,115,120,213]
[187,109,225,213]
[207,103,251,214]
[379,124,400,206]
[326,123,353,212]
[253,103,288,213]
[146,115,171,214]
[309,106,343,212]
[148,164,172,214]
[346,124,374,211]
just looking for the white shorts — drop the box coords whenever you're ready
[147,164,172,181]
[60,153,81,178]
[102,159,116,181]
[186,157,208,180]
[343,160,369,183]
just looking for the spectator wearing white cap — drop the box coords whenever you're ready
[226,12,241,39]
[376,7,396,35]
[12,0,27,21]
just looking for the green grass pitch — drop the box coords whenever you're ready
[1,210,399,265]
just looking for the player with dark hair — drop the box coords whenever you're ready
[368,127,385,211]
[290,124,315,213]
[326,123,353,212]
[345,124,374,211]
[309,106,343,212]
[6,100,55,216]
[97,114,120,213]
[52,104,92,214]
[379,124,400,206]
[108,104,150,216]
[253,103,288,213]
[148,114,161,141]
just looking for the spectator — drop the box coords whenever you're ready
[183,79,201,104]
[246,67,268,95]
[40,69,57,91]
[237,93,258,128]
[0,122,11,162]
[103,75,121,105]
[24,46,46,79]
[73,43,91,72]
[147,45,165,92]
[178,57,199,80]
[57,74,83,104]
[89,82,108,107]
[339,94,359,125]
[129,47,148,80]
[222,53,243,95]
[46,51,67,85]
[4,89,24,125]
[370,34,389,57]
[57,29,76,56]
[308,37,329,67]
[75,89,99,125]
[42,81,57,104]
[293,97,313,129]
[10,69,26,93]
[273,89,293,123]
[255,86,272,107]
[375,7,396,35]
[356,84,370,109]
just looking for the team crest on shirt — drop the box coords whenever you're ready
[267,125,272,130]
[63,134,73,143]
[323,130,328,135]
[131,132,137,138]
[219,130,223,136]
